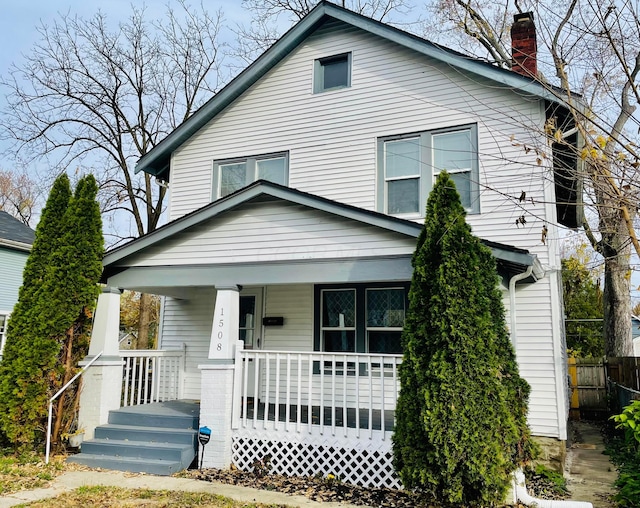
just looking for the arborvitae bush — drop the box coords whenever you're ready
[392,172,535,505]
[0,174,103,450]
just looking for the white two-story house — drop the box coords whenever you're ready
[75,2,581,485]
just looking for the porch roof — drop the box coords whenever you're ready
[102,181,542,294]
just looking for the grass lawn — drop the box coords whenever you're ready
[0,453,66,495]
[13,485,290,507]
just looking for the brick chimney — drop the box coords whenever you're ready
[511,12,537,78]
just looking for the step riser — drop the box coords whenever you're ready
[95,427,197,446]
[68,456,183,476]
[69,402,200,476]
[108,412,198,430]
[81,442,193,463]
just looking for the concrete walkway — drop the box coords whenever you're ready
[0,421,619,508]
[564,421,617,508]
[0,470,360,508]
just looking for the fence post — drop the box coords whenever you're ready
[568,357,580,420]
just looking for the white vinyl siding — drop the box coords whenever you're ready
[159,288,216,399]
[0,249,28,311]
[262,285,313,351]
[162,20,565,439]
[124,200,416,267]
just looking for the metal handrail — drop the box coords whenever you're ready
[45,351,103,464]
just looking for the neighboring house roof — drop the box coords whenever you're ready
[0,211,35,252]
[136,0,570,181]
[102,180,543,283]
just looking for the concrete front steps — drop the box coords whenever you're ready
[68,400,200,476]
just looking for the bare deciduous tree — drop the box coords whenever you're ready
[0,169,39,226]
[235,0,415,63]
[1,1,227,347]
[424,0,640,356]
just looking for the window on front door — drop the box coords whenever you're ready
[316,284,408,354]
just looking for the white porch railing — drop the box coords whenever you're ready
[232,348,402,437]
[120,346,186,406]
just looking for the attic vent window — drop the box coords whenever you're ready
[314,53,351,93]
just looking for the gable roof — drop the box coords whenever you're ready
[103,180,542,282]
[0,211,35,251]
[136,1,567,181]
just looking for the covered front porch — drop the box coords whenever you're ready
[77,182,541,487]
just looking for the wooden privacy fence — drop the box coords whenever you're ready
[568,356,640,419]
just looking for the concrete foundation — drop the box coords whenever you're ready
[533,435,567,472]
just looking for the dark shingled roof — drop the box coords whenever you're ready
[0,211,35,245]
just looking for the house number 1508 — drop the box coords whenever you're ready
[217,308,224,351]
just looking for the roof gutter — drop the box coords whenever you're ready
[0,238,33,253]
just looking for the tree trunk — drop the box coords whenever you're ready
[138,293,152,349]
[603,252,633,357]
[51,326,74,447]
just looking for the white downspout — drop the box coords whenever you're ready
[509,265,534,348]
[511,470,593,508]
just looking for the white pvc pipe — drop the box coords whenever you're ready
[511,469,593,508]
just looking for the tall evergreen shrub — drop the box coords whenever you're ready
[0,175,72,447]
[0,174,103,449]
[392,172,534,505]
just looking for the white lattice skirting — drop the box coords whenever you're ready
[231,428,401,489]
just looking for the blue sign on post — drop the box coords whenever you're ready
[198,426,211,469]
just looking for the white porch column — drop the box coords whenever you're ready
[198,286,240,468]
[78,287,123,440]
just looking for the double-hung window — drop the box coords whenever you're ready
[378,124,479,216]
[213,152,288,199]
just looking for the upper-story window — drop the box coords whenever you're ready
[314,53,351,93]
[213,152,288,198]
[377,124,479,216]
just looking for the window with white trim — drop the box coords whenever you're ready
[0,313,9,355]
[377,125,479,216]
[213,152,288,199]
[314,53,351,93]
[316,284,407,354]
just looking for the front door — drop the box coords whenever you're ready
[240,288,263,400]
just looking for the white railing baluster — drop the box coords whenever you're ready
[231,350,403,439]
[264,353,271,430]
[307,354,313,434]
[285,355,291,431]
[296,354,302,432]
[342,354,347,437]
[274,353,281,430]
[252,354,259,428]
[355,356,360,438]
[380,355,385,436]
[120,349,186,407]
[368,355,373,438]
[320,354,325,435]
